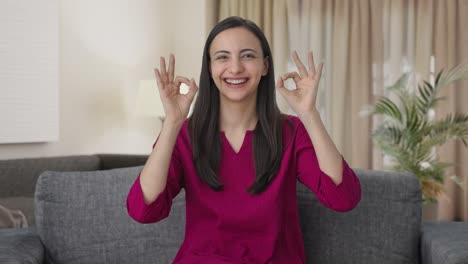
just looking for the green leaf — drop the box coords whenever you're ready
[374,97,403,123]
[367,62,468,202]
[435,70,443,86]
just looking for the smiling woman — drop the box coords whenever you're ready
[209,27,269,106]
[126,16,361,263]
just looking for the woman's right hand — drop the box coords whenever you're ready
[154,54,198,125]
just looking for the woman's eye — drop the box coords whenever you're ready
[242,54,255,58]
[216,55,228,60]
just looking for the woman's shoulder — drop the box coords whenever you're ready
[281,114,301,124]
[279,114,304,149]
[281,114,302,134]
[177,118,191,139]
[181,118,190,131]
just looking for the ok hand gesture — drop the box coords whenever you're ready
[276,51,323,116]
[154,54,198,125]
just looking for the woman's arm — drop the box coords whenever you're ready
[139,120,183,204]
[294,116,361,212]
[127,54,197,223]
[297,110,343,185]
[139,54,198,204]
[279,51,361,211]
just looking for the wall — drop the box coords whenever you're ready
[0,0,208,159]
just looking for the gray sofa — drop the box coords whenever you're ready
[1,155,468,264]
[0,154,148,226]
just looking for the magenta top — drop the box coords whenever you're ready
[127,115,361,263]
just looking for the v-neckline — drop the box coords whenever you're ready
[221,130,253,155]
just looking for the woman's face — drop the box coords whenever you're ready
[209,27,269,105]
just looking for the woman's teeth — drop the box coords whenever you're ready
[225,78,247,84]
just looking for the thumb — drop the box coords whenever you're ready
[276,77,290,98]
[186,78,199,101]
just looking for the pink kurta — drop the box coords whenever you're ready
[127,115,361,263]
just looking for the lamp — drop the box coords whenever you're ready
[135,80,165,121]
[135,79,192,122]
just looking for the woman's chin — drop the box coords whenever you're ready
[219,90,257,104]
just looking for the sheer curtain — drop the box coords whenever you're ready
[431,0,468,221]
[214,0,468,220]
[286,0,468,221]
[379,0,468,221]
[286,0,373,169]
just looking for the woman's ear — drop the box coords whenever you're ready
[262,56,269,76]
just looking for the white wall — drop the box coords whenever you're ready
[0,0,209,159]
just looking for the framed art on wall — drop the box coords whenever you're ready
[0,0,59,144]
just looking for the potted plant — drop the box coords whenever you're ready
[364,64,468,204]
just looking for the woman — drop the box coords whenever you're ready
[127,16,361,263]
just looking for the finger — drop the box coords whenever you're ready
[316,62,324,81]
[168,54,175,82]
[308,51,316,76]
[174,76,191,90]
[154,68,163,89]
[277,77,284,89]
[292,51,308,77]
[281,72,301,83]
[160,57,168,83]
[186,78,199,101]
[276,78,290,97]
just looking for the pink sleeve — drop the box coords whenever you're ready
[295,120,361,212]
[126,137,184,223]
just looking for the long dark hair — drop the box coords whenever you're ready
[188,16,288,194]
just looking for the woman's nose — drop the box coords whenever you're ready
[228,58,244,74]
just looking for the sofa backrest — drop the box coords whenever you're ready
[35,166,185,264]
[35,166,422,264]
[0,156,101,226]
[0,155,101,198]
[0,154,148,226]
[297,168,422,264]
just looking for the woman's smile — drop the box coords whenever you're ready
[223,77,250,89]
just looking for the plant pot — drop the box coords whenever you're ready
[422,203,438,221]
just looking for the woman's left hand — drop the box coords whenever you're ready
[276,51,323,116]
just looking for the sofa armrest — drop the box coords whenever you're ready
[0,227,44,264]
[421,221,468,264]
[97,154,148,170]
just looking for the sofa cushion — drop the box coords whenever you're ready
[421,221,468,264]
[0,227,44,264]
[35,166,185,264]
[297,168,422,264]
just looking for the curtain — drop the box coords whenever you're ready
[218,0,290,113]
[213,0,468,220]
[432,0,468,221]
[286,0,373,169]
[287,0,468,221]
[379,0,468,221]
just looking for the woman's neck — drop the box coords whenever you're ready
[219,98,257,133]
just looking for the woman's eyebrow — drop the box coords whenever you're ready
[213,48,258,55]
[240,48,257,53]
[213,50,230,55]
